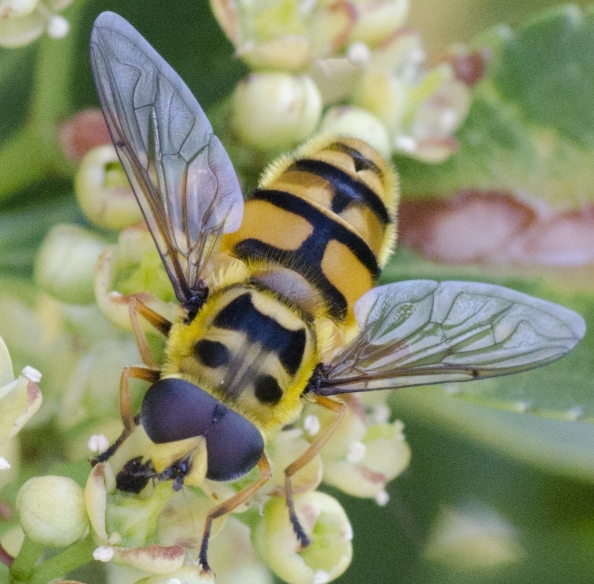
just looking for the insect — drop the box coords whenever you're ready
[89,11,585,573]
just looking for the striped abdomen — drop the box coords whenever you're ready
[224,138,398,326]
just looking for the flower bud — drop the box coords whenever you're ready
[34,224,107,305]
[232,73,322,151]
[46,13,68,38]
[94,225,178,330]
[0,333,12,386]
[411,78,470,140]
[75,145,143,230]
[16,476,88,547]
[211,0,354,70]
[0,0,39,18]
[320,106,391,159]
[352,68,407,132]
[59,109,111,162]
[0,8,44,47]
[254,492,352,584]
[323,420,411,498]
[0,0,72,47]
[424,503,522,570]
[349,0,410,47]
[208,517,273,584]
[266,428,323,496]
[57,337,140,430]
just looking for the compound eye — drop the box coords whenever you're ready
[141,378,221,443]
[140,378,264,482]
[204,408,264,482]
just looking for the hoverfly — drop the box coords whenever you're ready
[89,11,585,572]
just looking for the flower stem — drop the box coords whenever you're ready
[28,535,96,584]
[0,0,89,203]
[9,536,43,582]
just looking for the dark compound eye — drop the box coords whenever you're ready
[141,378,264,482]
[254,375,283,405]
[194,339,230,368]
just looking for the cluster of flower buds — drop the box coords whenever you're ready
[0,0,73,47]
[213,0,470,161]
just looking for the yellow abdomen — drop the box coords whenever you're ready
[223,137,398,330]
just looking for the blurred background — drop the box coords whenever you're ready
[1,1,594,583]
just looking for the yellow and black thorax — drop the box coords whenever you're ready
[163,283,318,437]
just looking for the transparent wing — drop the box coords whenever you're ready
[90,12,243,306]
[316,280,586,395]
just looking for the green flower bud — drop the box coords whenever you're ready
[57,338,140,431]
[352,68,407,132]
[232,72,322,151]
[208,517,273,584]
[0,333,12,386]
[16,476,88,547]
[211,0,353,70]
[75,145,144,230]
[34,224,107,305]
[156,488,224,551]
[0,8,44,47]
[424,504,523,570]
[0,0,72,47]
[349,0,409,47]
[46,13,68,38]
[320,106,391,159]
[255,492,353,584]
[323,420,411,499]
[266,428,323,496]
[94,226,178,330]
[0,0,39,18]
[114,543,185,575]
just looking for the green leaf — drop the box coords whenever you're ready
[383,248,594,422]
[391,386,594,481]
[397,4,594,210]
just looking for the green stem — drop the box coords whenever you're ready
[28,535,96,584]
[9,536,43,582]
[0,0,90,203]
[0,126,47,202]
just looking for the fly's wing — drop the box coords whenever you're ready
[315,280,586,395]
[90,12,243,306]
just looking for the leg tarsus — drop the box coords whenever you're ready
[199,455,272,571]
[284,395,346,547]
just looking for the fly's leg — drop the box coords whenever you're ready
[199,455,272,574]
[119,365,160,433]
[91,365,160,464]
[284,395,346,547]
[119,297,173,431]
[127,296,172,367]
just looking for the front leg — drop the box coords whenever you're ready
[199,454,272,574]
[119,365,160,433]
